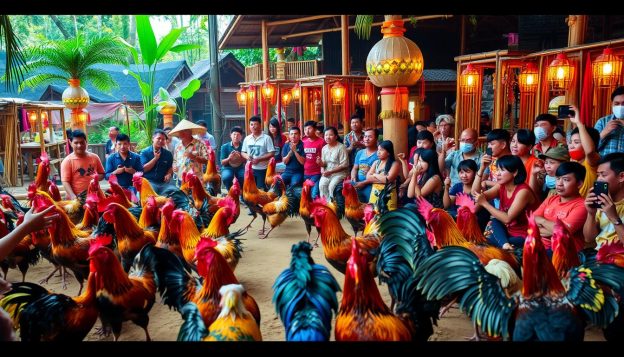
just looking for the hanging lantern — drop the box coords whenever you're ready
[460,64,480,94]
[247,85,256,102]
[291,83,301,102]
[40,111,49,129]
[262,80,275,101]
[74,108,89,126]
[518,62,539,93]
[357,91,371,106]
[592,48,623,88]
[330,81,346,105]
[236,86,247,108]
[547,53,574,91]
[281,89,292,106]
[28,111,38,128]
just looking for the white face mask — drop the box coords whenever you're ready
[613,105,624,119]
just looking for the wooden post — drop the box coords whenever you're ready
[341,15,350,75]
[262,20,269,81]
[460,15,466,55]
[566,15,587,112]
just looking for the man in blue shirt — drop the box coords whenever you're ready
[105,133,143,189]
[140,129,174,194]
[220,126,246,191]
[596,86,624,157]
[350,128,379,203]
[281,126,306,188]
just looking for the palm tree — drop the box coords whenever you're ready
[17,33,130,93]
[0,15,27,92]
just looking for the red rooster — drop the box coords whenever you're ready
[335,239,412,341]
[180,170,218,210]
[299,179,320,244]
[202,149,222,196]
[455,193,487,244]
[342,179,367,235]
[132,172,169,208]
[35,151,51,193]
[264,157,277,189]
[138,195,160,230]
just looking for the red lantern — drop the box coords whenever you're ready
[460,64,480,94]
[330,81,346,105]
[593,48,623,88]
[281,89,292,106]
[518,62,539,93]
[291,83,301,102]
[547,53,574,91]
[236,86,247,108]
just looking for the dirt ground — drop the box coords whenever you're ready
[3,211,606,341]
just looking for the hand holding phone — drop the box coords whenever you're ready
[485,147,493,156]
[592,181,609,208]
[558,105,575,119]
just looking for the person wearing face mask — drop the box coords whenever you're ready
[533,113,562,157]
[595,86,624,157]
[565,104,601,197]
[440,128,483,187]
[533,146,570,199]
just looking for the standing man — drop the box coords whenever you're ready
[220,126,247,191]
[105,126,119,159]
[140,129,174,194]
[351,127,379,203]
[196,120,217,149]
[440,128,483,187]
[105,133,143,189]
[533,113,561,156]
[302,120,325,199]
[434,114,455,154]
[169,119,209,185]
[61,130,105,199]
[596,86,624,157]
[344,114,365,169]
[241,116,275,190]
[281,126,306,188]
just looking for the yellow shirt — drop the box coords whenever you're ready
[594,198,624,248]
[579,159,597,198]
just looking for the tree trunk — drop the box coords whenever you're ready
[50,15,71,39]
[128,15,137,63]
[208,15,223,157]
[72,15,78,37]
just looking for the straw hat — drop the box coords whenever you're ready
[168,119,207,137]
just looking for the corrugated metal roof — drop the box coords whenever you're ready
[422,69,456,82]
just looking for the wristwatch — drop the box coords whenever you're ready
[612,217,623,226]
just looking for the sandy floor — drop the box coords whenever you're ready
[3,210,606,341]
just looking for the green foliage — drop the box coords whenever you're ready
[87,115,150,151]
[223,47,319,67]
[354,15,374,40]
[0,15,27,91]
[15,33,129,92]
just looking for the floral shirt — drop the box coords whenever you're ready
[173,138,209,179]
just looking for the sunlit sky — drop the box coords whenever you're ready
[151,15,232,41]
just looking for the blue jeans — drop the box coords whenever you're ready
[222,165,245,191]
[281,170,304,188]
[356,184,372,203]
[253,169,267,191]
[304,174,322,199]
[485,218,525,248]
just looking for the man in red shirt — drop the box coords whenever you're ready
[61,130,105,199]
[534,161,587,255]
[302,120,325,199]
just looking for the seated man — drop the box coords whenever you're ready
[140,129,174,194]
[220,126,246,191]
[61,130,105,199]
[534,161,587,256]
[584,152,624,249]
[105,133,143,189]
[281,126,306,188]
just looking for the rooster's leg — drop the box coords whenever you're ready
[61,267,70,290]
[312,232,320,248]
[258,216,267,235]
[39,266,60,285]
[143,327,151,342]
[244,215,257,232]
[438,296,458,318]
[259,227,275,240]
[465,321,484,341]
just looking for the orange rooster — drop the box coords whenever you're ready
[35,151,51,193]
[29,184,85,225]
[90,242,157,341]
[335,239,412,341]
[455,193,488,244]
[310,198,380,274]
[264,157,277,189]
[260,175,299,239]
[74,193,100,231]
[342,179,367,235]
[156,198,182,258]
[48,181,62,202]
[138,196,161,230]
[202,149,222,196]
[106,174,135,208]
[157,238,260,331]
[299,179,320,244]
[224,177,242,222]
[242,161,278,234]
[102,202,157,272]
[132,171,169,207]
[551,218,582,278]
[181,169,218,210]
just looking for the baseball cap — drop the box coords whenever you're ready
[538,145,570,162]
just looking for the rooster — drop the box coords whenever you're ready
[299,179,320,244]
[415,212,624,341]
[551,218,582,278]
[335,239,412,341]
[596,240,624,268]
[455,193,488,244]
[107,174,136,208]
[75,193,100,231]
[260,175,299,239]
[28,184,85,225]
[0,274,98,341]
[264,157,277,189]
[273,241,340,341]
[180,170,218,210]
[156,199,181,258]
[310,198,381,274]
[155,238,260,330]
[202,149,222,196]
[35,151,51,193]
[178,284,262,341]
[138,196,161,230]
[342,179,367,236]
[242,161,278,234]
[132,172,169,208]
[102,203,157,272]
[48,181,62,202]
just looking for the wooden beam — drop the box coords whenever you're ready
[341,15,349,76]
[262,20,269,80]
[267,15,338,27]
[218,15,243,50]
[281,15,454,40]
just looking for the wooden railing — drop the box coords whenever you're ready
[244,60,319,82]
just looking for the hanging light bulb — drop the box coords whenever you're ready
[460,64,480,94]
[592,47,623,88]
[518,62,539,93]
[291,83,301,102]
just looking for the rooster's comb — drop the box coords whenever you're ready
[455,193,476,213]
[303,179,315,188]
[108,174,118,186]
[88,234,113,256]
[196,237,218,253]
[415,196,433,221]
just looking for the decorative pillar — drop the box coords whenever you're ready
[275,47,286,80]
[61,78,89,134]
[366,16,424,157]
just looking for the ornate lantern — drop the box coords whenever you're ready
[281,89,292,106]
[262,80,275,102]
[547,53,574,91]
[330,81,346,105]
[62,78,90,131]
[158,100,177,129]
[518,62,539,93]
[291,83,301,102]
[75,109,89,127]
[357,91,371,106]
[592,48,623,88]
[28,110,38,128]
[247,85,256,101]
[40,111,49,129]
[460,64,480,94]
[236,86,247,108]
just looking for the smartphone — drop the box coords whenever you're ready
[558,105,575,119]
[592,181,609,208]
[485,147,493,156]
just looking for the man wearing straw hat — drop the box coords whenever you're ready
[169,119,209,186]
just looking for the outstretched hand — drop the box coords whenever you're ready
[23,206,58,233]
